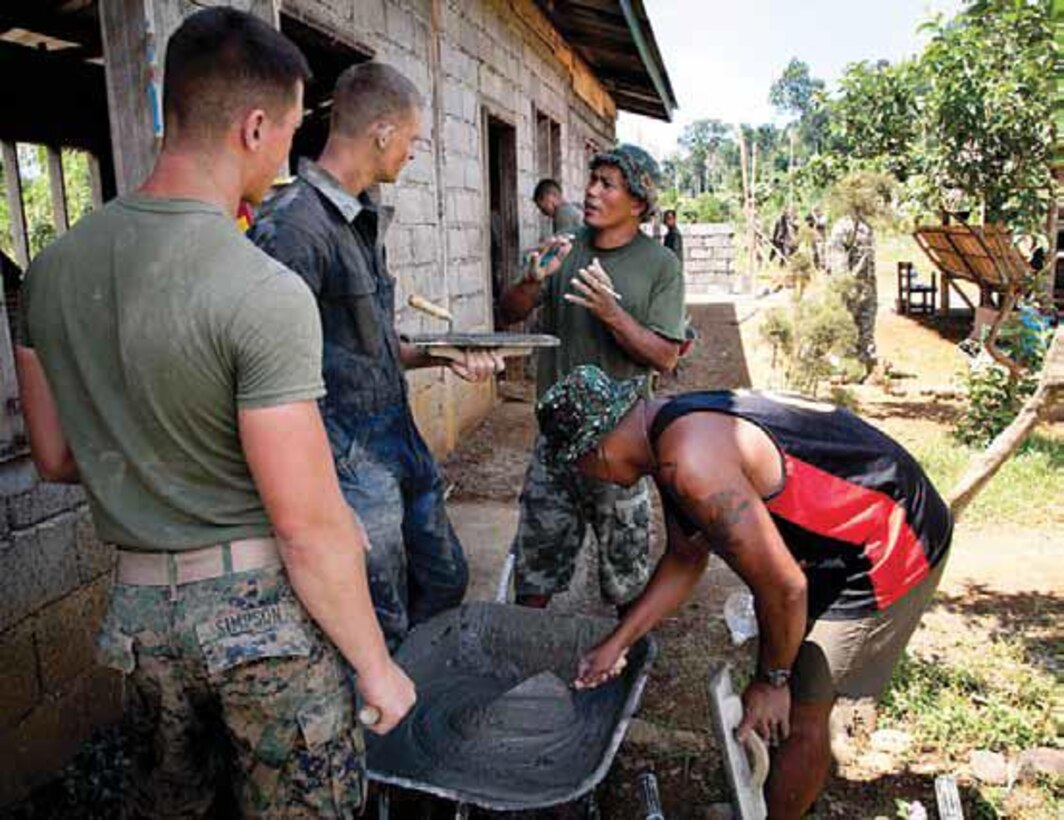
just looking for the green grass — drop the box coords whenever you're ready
[881,634,1062,818]
[904,431,1064,527]
[881,640,1060,753]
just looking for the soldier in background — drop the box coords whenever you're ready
[827,215,877,375]
[662,208,684,275]
[533,178,584,235]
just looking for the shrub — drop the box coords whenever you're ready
[954,306,1053,447]
[760,278,861,396]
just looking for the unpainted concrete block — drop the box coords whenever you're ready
[35,575,110,694]
[74,506,113,583]
[0,665,122,806]
[7,483,84,530]
[0,618,39,729]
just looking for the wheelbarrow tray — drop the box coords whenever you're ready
[366,602,657,812]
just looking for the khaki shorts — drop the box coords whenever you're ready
[792,556,948,702]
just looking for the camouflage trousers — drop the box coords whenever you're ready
[95,566,364,818]
[845,273,878,372]
[513,435,652,606]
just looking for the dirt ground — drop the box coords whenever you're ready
[430,247,1062,819]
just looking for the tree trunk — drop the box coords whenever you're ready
[947,326,1064,519]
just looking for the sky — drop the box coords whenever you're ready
[617,0,966,159]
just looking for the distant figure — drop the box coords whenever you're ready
[534,178,584,235]
[770,207,798,265]
[827,216,877,375]
[662,209,684,274]
[805,207,827,270]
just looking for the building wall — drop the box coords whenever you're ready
[679,223,737,296]
[0,0,616,805]
[0,470,121,805]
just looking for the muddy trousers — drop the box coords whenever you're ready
[95,567,364,818]
[326,406,469,649]
[513,435,652,606]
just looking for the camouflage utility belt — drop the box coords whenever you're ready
[116,537,281,587]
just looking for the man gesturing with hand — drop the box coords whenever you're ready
[499,144,685,616]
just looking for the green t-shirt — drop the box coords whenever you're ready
[21,195,324,551]
[536,227,686,397]
[553,201,584,235]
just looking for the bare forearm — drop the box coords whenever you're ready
[609,547,708,651]
[16,346,79,483]
[498,279,543,325]
[753,581,806,673]
[602,311,680,372]
[278,518,391,678]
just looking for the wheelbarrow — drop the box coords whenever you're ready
[366,601,657,817]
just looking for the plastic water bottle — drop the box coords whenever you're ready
[723,590,759,646]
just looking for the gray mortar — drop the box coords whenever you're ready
[366,601,656,811]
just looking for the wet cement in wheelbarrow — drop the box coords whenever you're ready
[366,602,655,809]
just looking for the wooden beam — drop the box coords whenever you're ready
[1,141,29,269]
[47,146,69,235]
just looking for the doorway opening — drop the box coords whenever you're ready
[280,14,370,172]
[485,114,518,330]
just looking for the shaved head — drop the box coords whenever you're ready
[330,62,423,137]
[163,7,310,144]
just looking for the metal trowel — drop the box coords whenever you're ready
[708,664,770,820]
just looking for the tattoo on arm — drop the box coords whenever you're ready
[692,489,752,555]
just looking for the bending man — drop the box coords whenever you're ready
[536,366,952,819]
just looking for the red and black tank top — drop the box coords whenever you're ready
[650,391,952,620]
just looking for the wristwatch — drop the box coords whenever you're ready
[758,668,792,688]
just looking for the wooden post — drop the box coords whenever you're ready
[100,0,170,193]
[1,142,30,269]
[88,152,105,210]
[736,126,756,294]
[47,146,69,235]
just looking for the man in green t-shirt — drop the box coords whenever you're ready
[533,177,584,235]
[15,9,412,815]
[501,144,685,611]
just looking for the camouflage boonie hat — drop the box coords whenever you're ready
[536,365,645,465]
[590,143,662,220]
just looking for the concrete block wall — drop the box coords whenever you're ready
[0,467,122,805]
[680,223,737,295]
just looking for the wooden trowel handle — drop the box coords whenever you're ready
[408,294,453,323]
[359,705,381,726]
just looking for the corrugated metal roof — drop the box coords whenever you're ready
[534,0,677,121]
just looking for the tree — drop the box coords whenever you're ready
[769,58,824,119]
[831,0,1057,236]
[918,0,1056,234]
[678,119,733,194]
[831,59,921,180]
[769,58,830,155]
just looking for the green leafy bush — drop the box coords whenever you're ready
[760,279,861,396]
[953,306,1053,447]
